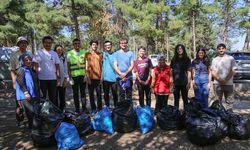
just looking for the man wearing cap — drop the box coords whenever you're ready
[9,36,32,126]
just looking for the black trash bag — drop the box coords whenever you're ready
[186,110,228,146]
[112,100,137,133]
[228,115,250,140]
[185,97,203,117]
[157,105,185,130]
[63,110,92,135]
[31,115,57,147]
[31,99,64,147]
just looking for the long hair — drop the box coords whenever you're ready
[193,48,210,67]
[54,44,65,62]
[172,44,189,61]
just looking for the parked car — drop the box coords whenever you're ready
[0,47,17,82]
[148,54,158,67]
[228,52,250,80]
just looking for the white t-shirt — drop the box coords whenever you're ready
[211,54,236,85]
[33,49,60,80]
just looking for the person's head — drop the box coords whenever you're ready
[72,38,81,51]
[119,37,128,50]
[17,36,28,51]
[19,53,32,67]
[196,48,207,60]
[42,36,54,51]
[54,44,64,57]
[89,40,98,51]
[157,54,166,67]
[104,40,112,52]
[138,46,146,59]
[217,43,226,56]
[174,44,187,58]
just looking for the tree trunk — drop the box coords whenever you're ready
[222,0,230,44]
[243,28,250,52]
[71,0,80,39]
[192,10,196,59]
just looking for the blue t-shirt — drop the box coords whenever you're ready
[102,51,117,82]
[114,49,134,78]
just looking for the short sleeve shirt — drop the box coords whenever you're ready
[85,50,102,80]
[33,49,60,80]
[114,49,134,78]
[134,57,153,82]
[211,54,236,85]
[170,57,191,85]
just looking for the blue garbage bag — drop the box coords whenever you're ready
[91,107,114,134]
[55,122,85,150]
[135,106,155,134]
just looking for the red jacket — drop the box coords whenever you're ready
[153,65,171,94]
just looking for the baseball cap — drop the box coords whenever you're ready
[17,36,28,46]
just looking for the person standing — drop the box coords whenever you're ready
[102,40,118,108]
[191,48,211,108]
[134,46,153,107]
[54,45,69,111]
[67,38,88,113]
[9,36,32,126]
[170,44,192,109]
[114,38,134,102]
[211,43,236,109]
[33,36,60,106]
[151,55,172,113]
[16,53,40,128]
[86,40,102,114]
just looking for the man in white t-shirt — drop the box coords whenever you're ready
[211,43,236,109]
[33,36,60,106]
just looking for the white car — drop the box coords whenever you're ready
[148,54,158,67]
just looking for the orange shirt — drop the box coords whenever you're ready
[86,50,102,80]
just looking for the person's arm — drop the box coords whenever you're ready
[224,58,236,82]
[10,70,17,89]
[114,60,123,78]
[191,67,197,89]
[208,66,212,90]
[16,68,31,100]
[150,69,155,88]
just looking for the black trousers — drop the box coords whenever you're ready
[117,78,133,102]
[137,83,151,107]
[40,80,57,106]
[20,99,34,128]
[56,86,66,111]
[155,95,169,113]
[174,85,188,109]
[88,79,102,111]
[103,81,118,108]
[72,76,87,112]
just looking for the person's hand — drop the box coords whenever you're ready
[192,81,197,89]
[145,79,150,85]
[24,92,31,101]
[120,73,126,79]
[56,78,61,87]
[86,76,91,85]
[63,78,68,88]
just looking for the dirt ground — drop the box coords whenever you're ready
[0,84,250,150]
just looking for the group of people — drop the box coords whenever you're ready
[9,35,236,128]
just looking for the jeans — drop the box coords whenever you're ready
[103,81,118,108]
[174,85,188,109]
[20,99,35,128]
[137,83,151,107]
[117,78,133,102]
[194,74,209,108]
[88,79,102,111]
[40,80,57,106]
[56,86,66,110]
[72,76,87,112]
[155,95,169,113]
